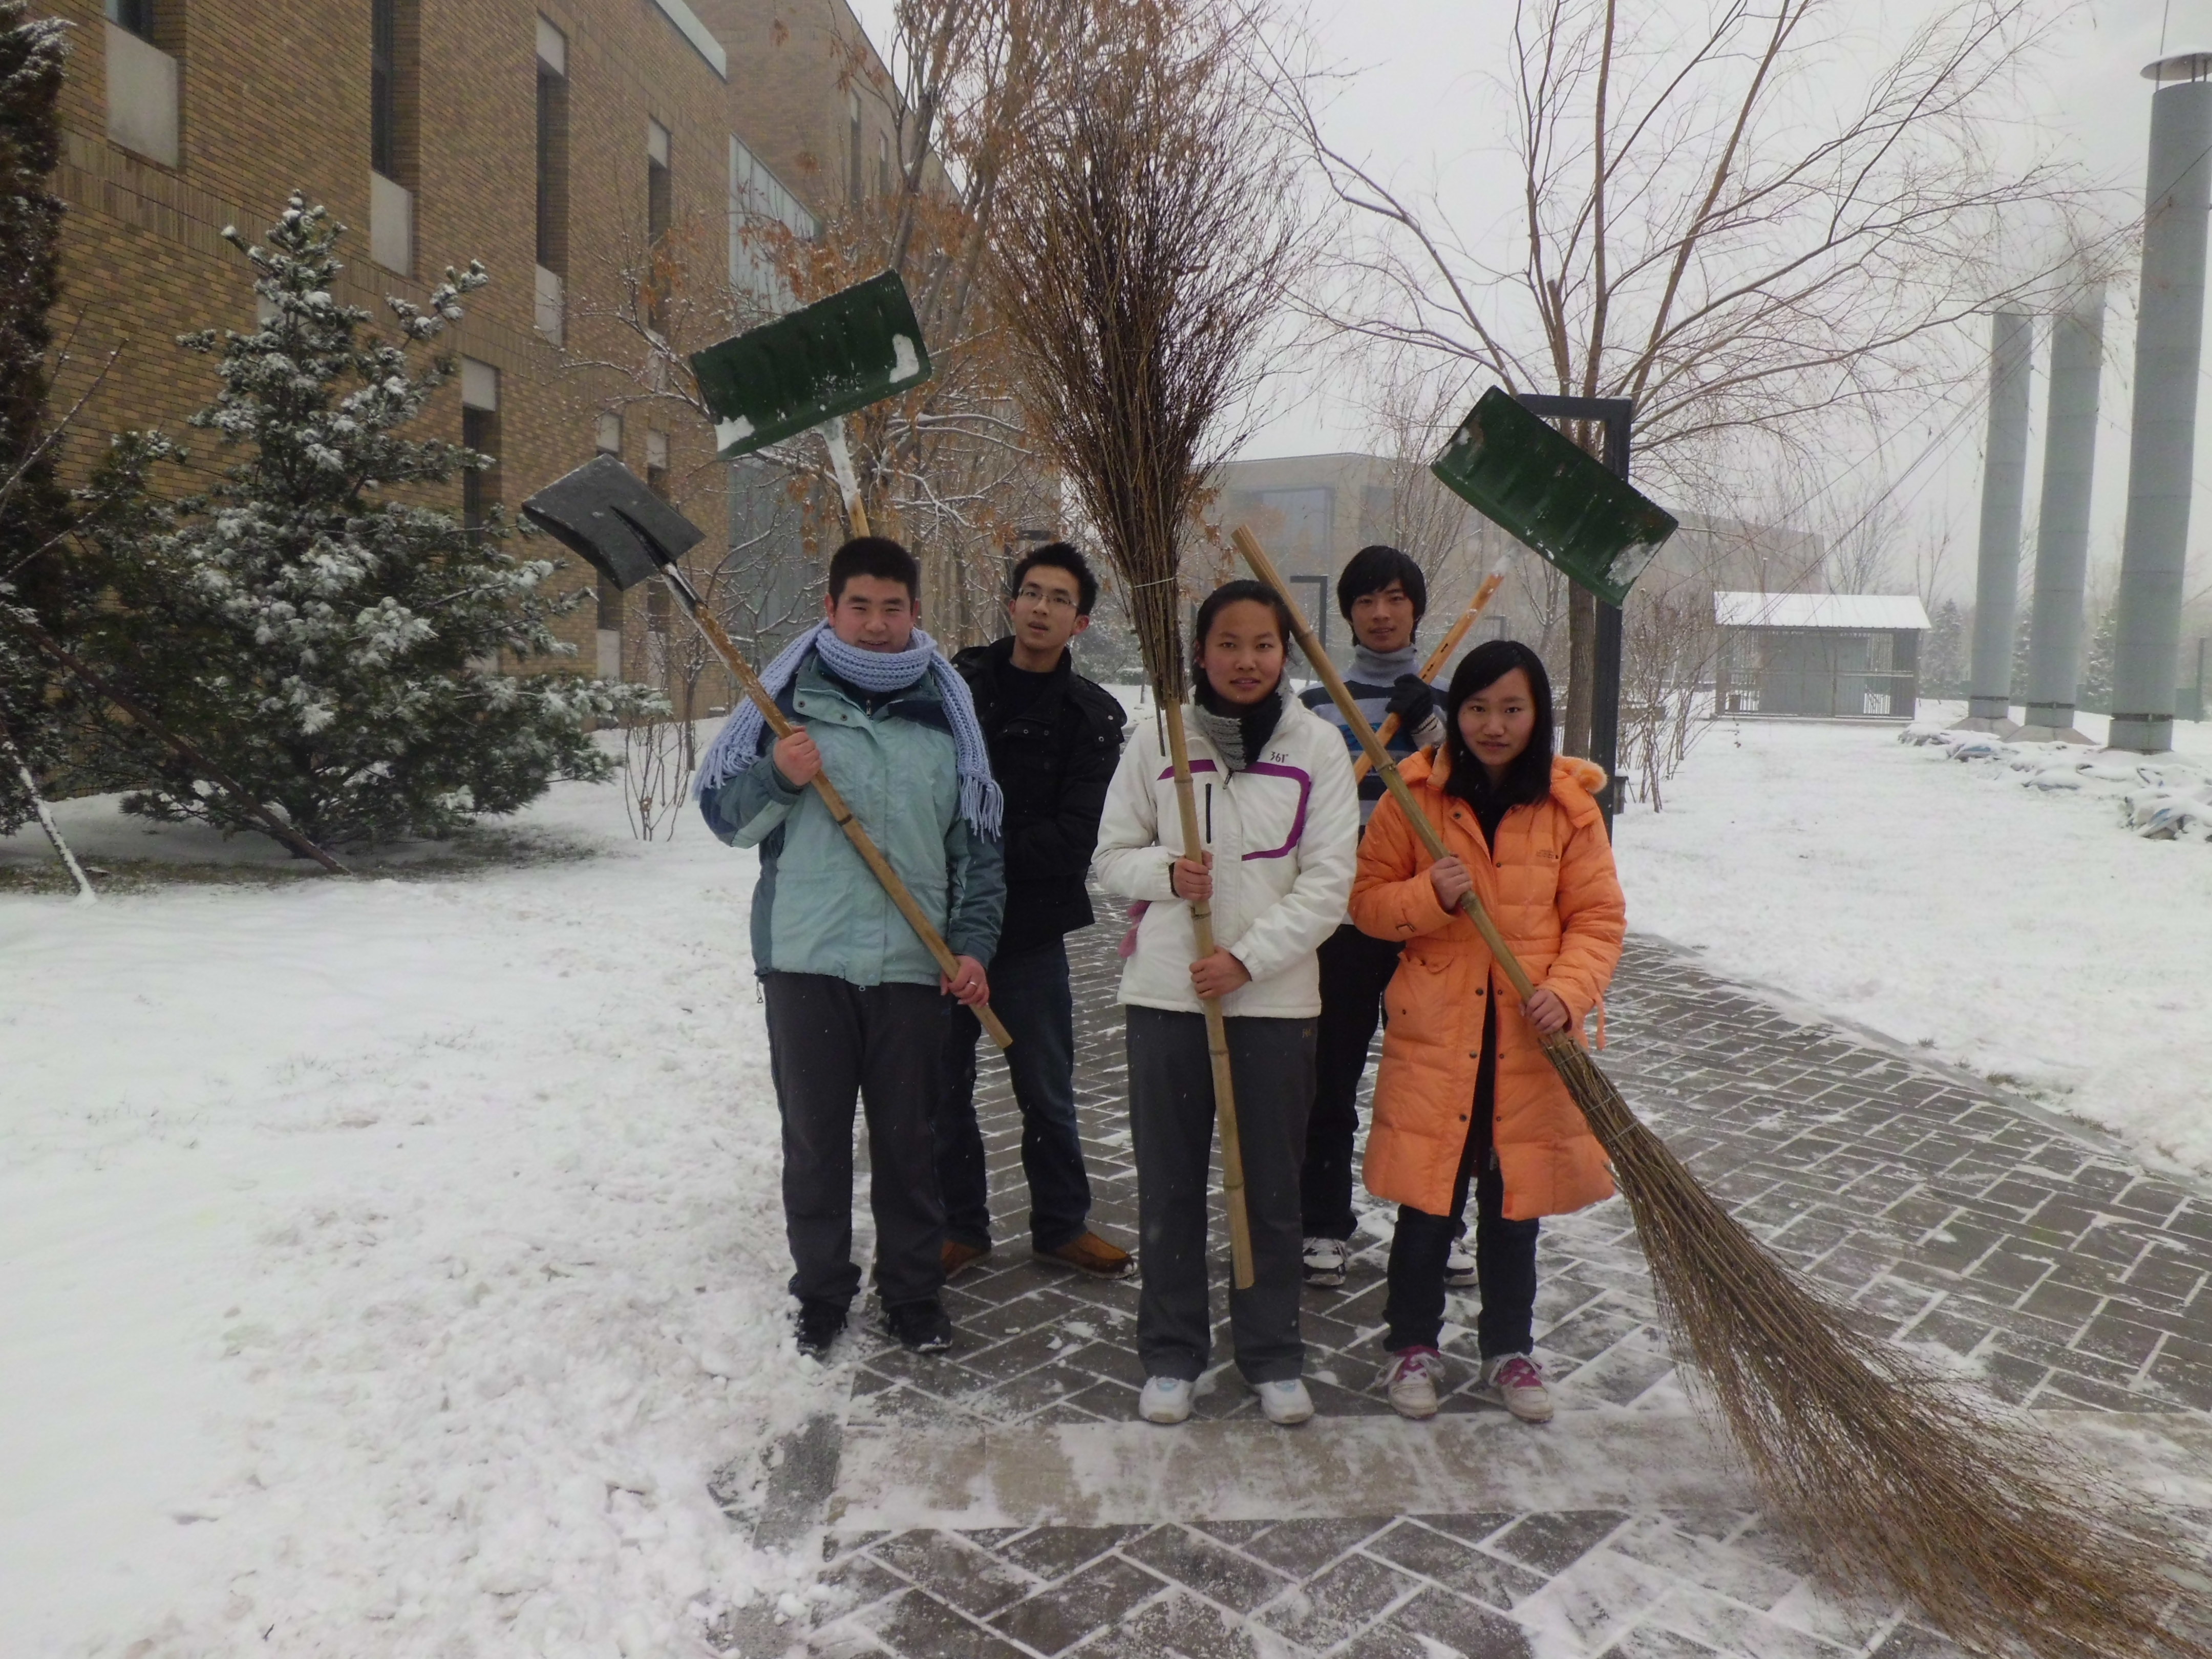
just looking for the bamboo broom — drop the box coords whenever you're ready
[1238,524,2211,1659]
[1352,571,1504,785]
[984,0,1308,1292]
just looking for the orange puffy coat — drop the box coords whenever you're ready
[1350,750,1626,1222]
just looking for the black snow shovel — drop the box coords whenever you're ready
[523,456,1013,1048]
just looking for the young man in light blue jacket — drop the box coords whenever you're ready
[698,538,1006,1359]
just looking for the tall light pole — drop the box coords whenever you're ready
[1954,311,2033,734]
[2109,52,2212,753]
[2018,288,2104,744]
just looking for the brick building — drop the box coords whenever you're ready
[39,0,905,699]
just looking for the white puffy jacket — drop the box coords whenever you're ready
[1092,693,1359,1019]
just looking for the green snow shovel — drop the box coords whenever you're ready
[1430,387,1678,607]
[687,269,934,537]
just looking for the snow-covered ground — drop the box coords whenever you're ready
[7,702,2209,1655]
[1,773,827,1656]
[1615,704,2212,1179]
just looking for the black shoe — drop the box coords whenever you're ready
[794,1298,847,1360]
[884,1298,953,1353]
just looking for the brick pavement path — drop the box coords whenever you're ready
[724,922,2212,1659]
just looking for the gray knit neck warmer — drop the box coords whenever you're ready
[1352,642,1421,684]
[1192,678,1287,774]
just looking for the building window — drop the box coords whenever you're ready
[103,2,178,167]
[461,359,501,530]
[729,135,816,307]
[647,121,673,241]
[847,91,863,204]
[877,131,891,198]
[105,0,156,39]
[594,412,626,669]
[371,0,398,176]
[647,120,673,334]
[535,21,568,274]
[646,429,670,496]
[368,0,416,273]
[534,19,569,341]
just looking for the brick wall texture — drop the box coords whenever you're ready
[36,0,902,678]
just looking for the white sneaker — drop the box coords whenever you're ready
[1443,1239,1478,1289]
[1380,1346,1447,1420]
[1254,1377,1314,1425]
[1302,1237,1349,1288]
[1139,1376,1195,1424]
[1482,1353,1554,1423]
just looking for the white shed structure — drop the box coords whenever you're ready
[1712,592,1932,721]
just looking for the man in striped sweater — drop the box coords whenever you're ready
[1297,545,1473,1292]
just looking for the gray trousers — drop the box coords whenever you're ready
[1125,1006,1314,1384]
[762,972,948,1310]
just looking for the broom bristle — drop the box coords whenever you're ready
[1544,1033,2212,1659]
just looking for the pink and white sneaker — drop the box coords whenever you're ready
[1481,1353,1554,1423]
[1380,1346,1448,1420]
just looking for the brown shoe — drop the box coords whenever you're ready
[943,1238,991,1278]
[1035,1231,1134,1279]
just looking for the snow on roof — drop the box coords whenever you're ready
[1713,591,1931,631]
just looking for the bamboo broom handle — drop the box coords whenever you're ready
[1236,527,1542,1003]
[1162,701,1257,1291]
[677,589,1015,1050]
[1352,572,1505,784]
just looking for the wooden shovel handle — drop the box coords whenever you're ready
[1352,572,1504,783]
[1237,526,1541,1003]
[683,600,1014,1050]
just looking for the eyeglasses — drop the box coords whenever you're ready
[1014,585,1079,611]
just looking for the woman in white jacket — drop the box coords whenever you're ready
[1093,580,1359,1427]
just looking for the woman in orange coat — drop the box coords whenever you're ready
[1349,640,1625,1425]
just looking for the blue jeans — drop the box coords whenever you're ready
[935,937,1093,1252]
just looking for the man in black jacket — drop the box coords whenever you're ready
[940,542,1134,1278]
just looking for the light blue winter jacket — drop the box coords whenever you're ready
[701,652,1005,985]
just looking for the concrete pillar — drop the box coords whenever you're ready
[2110,57,2212,753]
[1955,310,2033,732]
[2018,288,2104,742]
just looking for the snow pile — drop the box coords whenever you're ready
[1,771,830,1656]
[1900,724,2212,843]
[1616,712,2212,1179]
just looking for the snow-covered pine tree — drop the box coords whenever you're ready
[75,196,658,848]
[0,1,73,836]
[2080,599,2117,713]
[1922,598,1969,696]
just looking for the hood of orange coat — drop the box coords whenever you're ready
[1395,747,1608,824]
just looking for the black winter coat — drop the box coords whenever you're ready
[952,637,1128,959]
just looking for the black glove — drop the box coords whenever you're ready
[1386,674,1436,725]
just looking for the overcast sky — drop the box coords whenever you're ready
[846,0,2212,603]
